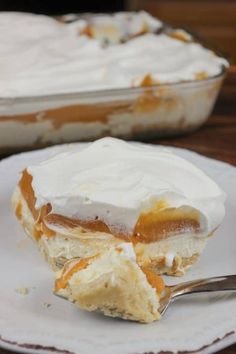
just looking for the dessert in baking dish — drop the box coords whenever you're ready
[0,11,228,151]
[54,243,164,323]
[12,138,226,275]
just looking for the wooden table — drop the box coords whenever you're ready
[0,72,235,354]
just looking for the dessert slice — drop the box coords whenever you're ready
[12,137,226,275]
[54,243,164,323]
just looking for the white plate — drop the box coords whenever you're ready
[0,143,235,354]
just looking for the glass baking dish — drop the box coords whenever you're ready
[0,68,226,153]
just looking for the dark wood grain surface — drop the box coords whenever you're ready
[0,70,235,354]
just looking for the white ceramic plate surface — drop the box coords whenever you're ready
[0,143,235,354]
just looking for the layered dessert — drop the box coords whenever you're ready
[12,138,226,276]
[0,11,228,151]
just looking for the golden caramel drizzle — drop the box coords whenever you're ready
[195,71,208,80]
[169,30,190,43]
[18,170,55,240]
[140,74,156,87]
[18,170,38,219]
[15,202,22,220]
[141,267,165,295]
[80,25,94,38]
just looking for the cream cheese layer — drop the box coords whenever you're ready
[27,138,226,236]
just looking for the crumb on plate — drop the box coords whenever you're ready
[15,287,29,295]
[43,302,51,308]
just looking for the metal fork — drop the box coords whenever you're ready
[159,274,236,315]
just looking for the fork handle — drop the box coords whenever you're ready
[171,274,236,298]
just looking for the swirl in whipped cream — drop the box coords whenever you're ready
[0,11,227,97]
[27,138,226,236]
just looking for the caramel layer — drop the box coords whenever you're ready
[0,101,131,129]
[18,170,200,243]
[45,213,111,234]
[133,207,200,243]
[1,90,178,131]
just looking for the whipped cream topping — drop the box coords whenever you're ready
[75,11,162,44]
[0,11,227,98]
[27,138,226,236]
